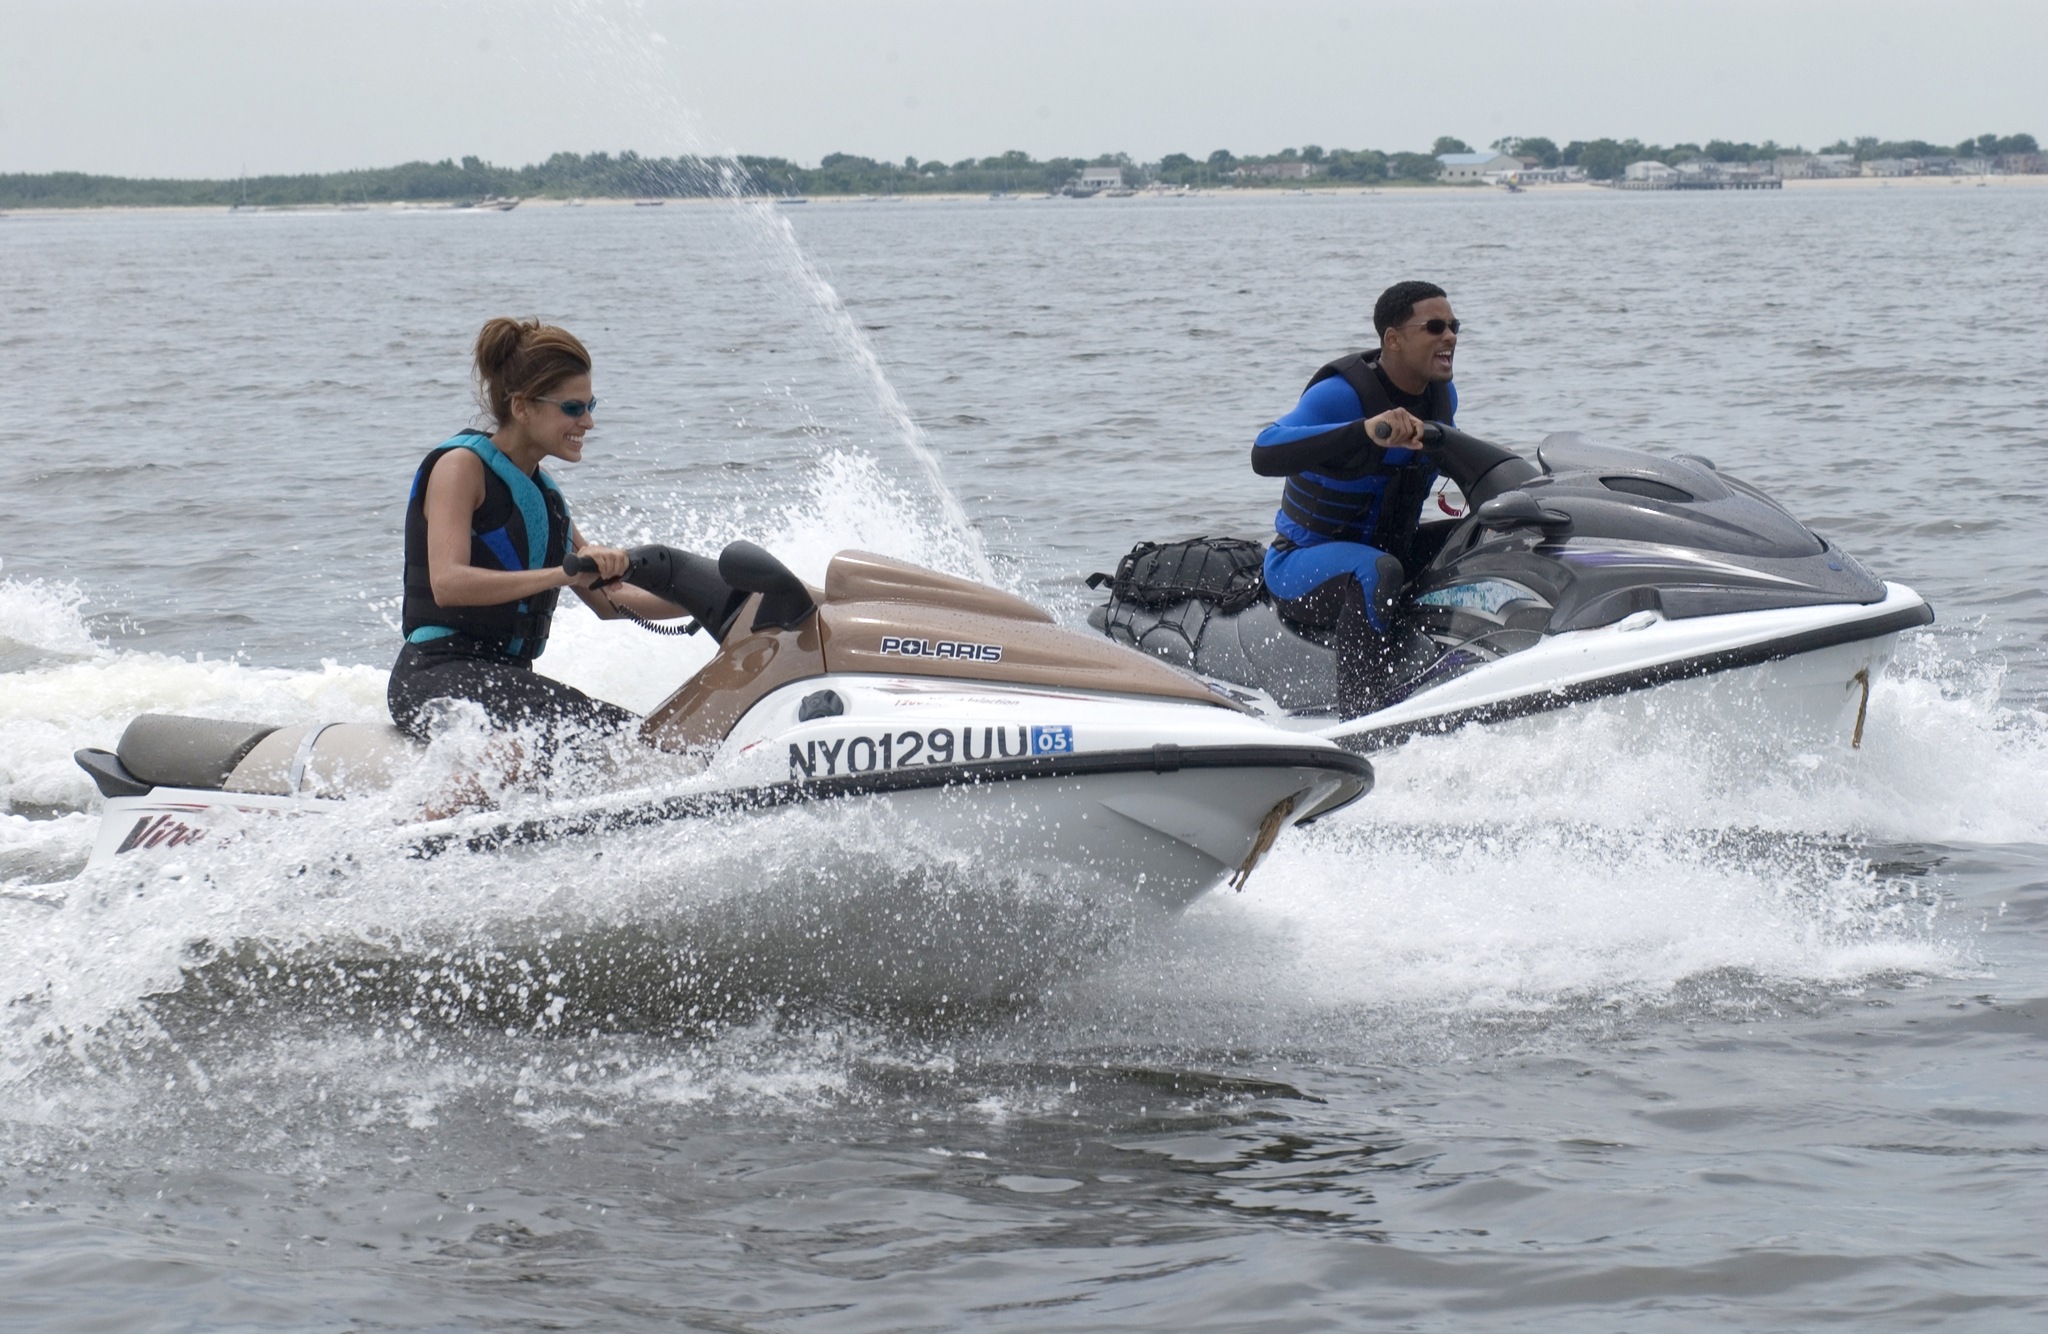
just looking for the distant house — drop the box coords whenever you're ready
[1233,161,1324,179]
[1436,150,1520,182]
[1862,158,1917,177]
[1624,160,1678,183]
[1079,166,1124,190]
[1775,154,1861,179]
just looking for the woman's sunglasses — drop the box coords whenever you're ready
[535,395,597,417]
[1410,318,1460,336]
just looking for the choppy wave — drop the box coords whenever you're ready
[1360,634,2048,847]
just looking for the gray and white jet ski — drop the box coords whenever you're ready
[73,543,1370,908]
[1092,425,1934,752]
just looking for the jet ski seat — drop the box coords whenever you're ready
[74,714,420,800]
[223,722,418,797]
[117,714,281,790]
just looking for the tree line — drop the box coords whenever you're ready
[2,131,2037,207]
[1492,132,2038,180]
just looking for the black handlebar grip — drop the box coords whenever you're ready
[1374,421,1449,446]
[562,554,600,577]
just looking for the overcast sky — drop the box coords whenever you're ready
[5,0,2044,177]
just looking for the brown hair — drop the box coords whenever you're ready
[473,317,592,427]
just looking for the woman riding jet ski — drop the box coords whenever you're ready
[1091,421,1934,752]
[70,317,1368,906]
[76,543,1371,907]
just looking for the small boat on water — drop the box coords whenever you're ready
[1092,425,1932,752]
[75,545,1370,908]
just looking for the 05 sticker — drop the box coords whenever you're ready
[1029,724,1074,755]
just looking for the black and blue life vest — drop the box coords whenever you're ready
[401,431,571,660]
[1276,350,1454,555]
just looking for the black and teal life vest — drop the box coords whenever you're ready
[1277,350,1454,555]
[401,431,571,660]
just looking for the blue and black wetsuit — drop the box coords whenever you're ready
[388,431,636,748]
[1252,350,1456,716]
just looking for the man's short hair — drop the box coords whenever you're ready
[1374,281,1448,338]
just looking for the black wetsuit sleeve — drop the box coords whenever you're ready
[1249,420,1374,476]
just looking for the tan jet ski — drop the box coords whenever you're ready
[74,543,1371,908]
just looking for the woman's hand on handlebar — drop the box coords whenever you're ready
[1366,408,1427,448]
[564,544,630,588]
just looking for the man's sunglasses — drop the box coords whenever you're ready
[1410,318,1460,336]
[535,395,597,417]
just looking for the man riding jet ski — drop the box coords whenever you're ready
[74,544,1372,910]
[1091,283,1934,751]
[1247,280,1463,720]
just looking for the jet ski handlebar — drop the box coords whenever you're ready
[562,544,752,642]
[1372,419,1543,510]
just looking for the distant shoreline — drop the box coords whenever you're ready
[5,173,2042,217]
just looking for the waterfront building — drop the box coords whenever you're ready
[1436,150,1521,182]
[1232,161,1325,180]
[1610,159,1780,191]
[1776,154,1859,179]
[1078,166,1124,191]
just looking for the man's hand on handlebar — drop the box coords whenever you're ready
[1365,408,1427,448]
[562,545,630,589]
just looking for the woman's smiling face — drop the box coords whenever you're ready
[512,372,595,463]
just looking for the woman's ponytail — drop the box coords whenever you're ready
[473,317,592,428]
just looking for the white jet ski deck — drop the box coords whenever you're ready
[1093,425,1934,751]
[76,546,1370,908]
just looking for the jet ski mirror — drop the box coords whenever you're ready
[718,541,818,632]
[1476,490,1572,531]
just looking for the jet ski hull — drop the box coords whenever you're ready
[83,740,1367,912]
[80,676,1370,911]
[1322,582,1929,751]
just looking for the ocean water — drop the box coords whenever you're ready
[3,187,2046,1331]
